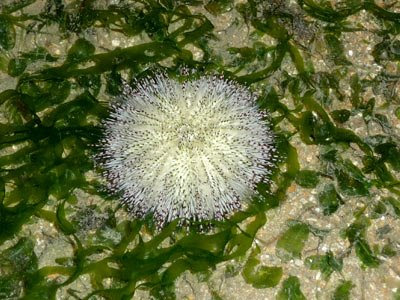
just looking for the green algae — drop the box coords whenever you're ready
[276,276,306,300]
[0,0,399,299]
[305,251,343,280]
[242,246,283,288]
[332,280,354,300]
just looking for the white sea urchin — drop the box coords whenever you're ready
[97,73,276,227]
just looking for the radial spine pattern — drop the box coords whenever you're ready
[98,74,276,227]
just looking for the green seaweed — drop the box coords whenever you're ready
[305,251,343,280]
[276,276,306,300]
[325,33,351,66]
[345,216,381,268]
[0,0,399,298]
[318,184,342,215]
[242,246,283,288]
[332,280,354,300]
[384,196,400,218]
[0,15,15,50]
[394,289,400,300]
[295,170,319,188]
[331,109,351,124]
[0,238,38,298]
[276,221,310,260]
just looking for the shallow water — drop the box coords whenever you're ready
[0,0,400,299]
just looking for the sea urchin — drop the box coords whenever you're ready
[97,73,276,228]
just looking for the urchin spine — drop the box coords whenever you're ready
[96,73,276,227]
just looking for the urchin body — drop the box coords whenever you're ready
[97,74,275,227]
